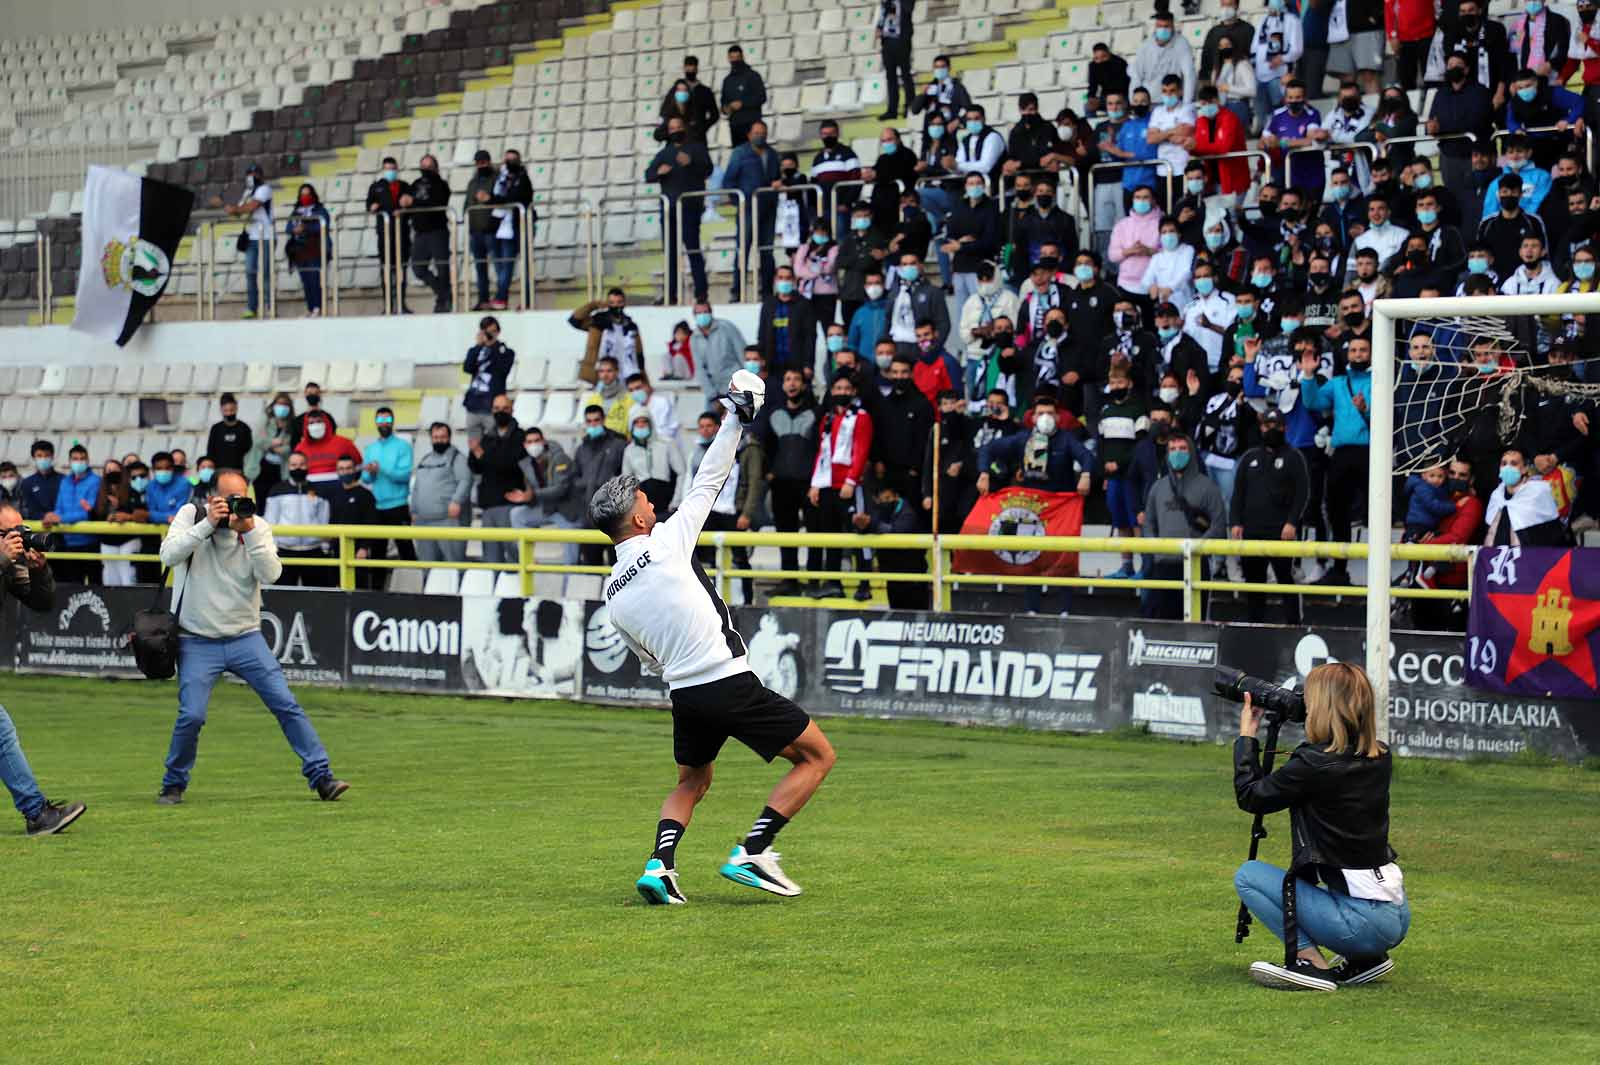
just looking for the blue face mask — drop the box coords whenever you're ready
[1527,1,1545,14]
[1414,173,1433,190]
[674,90,690,104]
[695,311,714,328]
[1280,318,1302,333]
[131,476,148,492]
[1186,177,1205,194]
[1251,272,1272,288]
[1167,448,1191,470]
[965,185,985,200]
[1467,258,1490,274]
[812,232,830,245]
[1131,199,1152,215]
[966,119,983,134]
[1074,264,1095,282]
[881,141,897,155]
[934,67,950,81]
[1416,208,1438,225]
[198,468,214,484]
[852,216,871,231]
[927,125,945,140]
[827,335,846,353]
[1160,232,1180,250]
[1516,86,1538,102]
[382,169,398,182]
[632,426,651,442]
[1333,184,1352,201]
[1477,360,1498,374]
[1158,325,1179,341]
[272,403,290,418]
[900,264,921,281]
[585,424,605,439]
[1154,27,1173,43]
[1198,103,1218,119]
[1107,109,1126,122]
[1205,231,1226,250]
[630,388,649,405]
[1576,261,1596,280]
[35,457,53,473]
[154,469,173,485]
[1237,303,1256,320]
[775,280,796,295]
[70,460,88,477]
[1195,276,1215,295]
[1499,464,1523,488]
[744,360,762,374]
[1161,93,1179,108]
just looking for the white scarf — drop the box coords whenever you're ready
[811,406,859,489]
[492,165,514,239]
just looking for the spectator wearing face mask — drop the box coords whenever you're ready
[18,442,59,522]
[808,374,875,598]
[1016,258,1069,347]
[1133,12,1197,104]
[759,265,821,381]
[1088,42,1131,107]
[1485,448,1566,545]
[580,356,633,436]
[365,154,411,313]
[328,456,383,590]
[1411,190,1467,276]
[144,451,194,527]
[1067,250,1120,341]
[1202,4,1257,94]
[1099,300,1162,395]
[1094,360,1150,580]
[189,458,219,505]
[265,452,333,587]
[886,253,951,351]
[846,270,892,361]
[44,445,100,585]
[792,221,841,330]
[248,393,300,500]
[1183,262,1239,372]
[573,289,645,386]
[1505,68,1584,170]
[1146,74,1197,186]
[959,264,1021,399]
[206,392,253,472]
[507,426,587,581]
[622,410,688,515]
[954,104,1007,182]
[690,300,748,409]
[1508,5,1571,89]
[1261,80,1326,197]
[1010,180,1078,286]
[1191,86,1250,204]
[410,422,473,567]
[870,355,935,504]
[909,54,972,130]
[469,395,524,566]
[943,174,1002,310]
[1325,81,1374,185]
[1429,0,1513,105]
[1142,431,1227,618]
[758,369,822,595]
[462,316,516,445]
[291,383,338,441]
[400,154,453,313]
[1478,173,1551,276]
[909,320,960,406]
[1427,55,1497,196]
[719,44,766,147]
[723,119,783,302]
[0,462,20,509]
[1141,218,1197,310]
[1229,407,1309,623]
[809,119,863,229]
[1251,0,1304,129]
[294,410,361,488]
[1299,335,1373,584]
[1092,92,1159,250]
[1030,307,1082,414]
[890,187,934,264]
[360,407,416,581]
[837,206,888,328]
[1004,92,1066,180]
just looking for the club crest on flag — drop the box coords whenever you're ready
[988,496,1047,566]
[953,486,1085,578]
[100,235,171,298]
[1467,546,1600,698]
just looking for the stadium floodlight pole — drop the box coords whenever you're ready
[1369,291,1600,743]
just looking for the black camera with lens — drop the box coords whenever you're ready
[227,495,257,519]
[1213,666,1306,724]
[3,526,55,553]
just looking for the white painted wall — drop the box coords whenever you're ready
[0,305,765,380]
[0,0,334,41]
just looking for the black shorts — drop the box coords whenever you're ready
[670,671,811,768]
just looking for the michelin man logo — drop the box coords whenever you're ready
[746,613,803,700]
[584,603,631,674]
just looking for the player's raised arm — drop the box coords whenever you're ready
[655,371,764,554]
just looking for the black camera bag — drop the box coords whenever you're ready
[126,504,200,680]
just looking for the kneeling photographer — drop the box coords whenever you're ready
[154,471,350,805]
[1229,662,1410,992]
[0,505,86,835]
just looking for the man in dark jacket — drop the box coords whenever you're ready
[465,149,500,309]
[890,186,934,261]
[675,55,721,139]
[922,389,977,533]
[646,114,714,303]
[837,202,889,326]
[365,155,411,312]
[869,356,935,506]
[1004,93,1065,176]
[909,54,973,131]
[1067,251,1119,346]
[723,119,783,302]
[0,511,86,835]
[467,394,523,566]
[327,455,382,590]
[571,404,627,565]
[462,315,516,444]
[719,44,767,147]
[1428,37,1503,193]
[944,172,1003,310]
[875,0,916,120]
[759,368,821,594]
[757,264,820,381]
[469,148,535,310]
[1476,171,1550,277]
[1011,178,1079,285]
[1229,407,1309,624]
[206,392,253,470]
[887,251,952,352]
[403,153,453,313]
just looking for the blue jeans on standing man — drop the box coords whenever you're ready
[162,631,333,792]
[919,185,956,285]
[1235,860,1411,957]
[470,230,496,305]
[494,236,519,304]
[0,705,46,820]
[243,237,269,315]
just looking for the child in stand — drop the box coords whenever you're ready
[1093,357,1149,580]
[661,319,695,381]
[1398,463,1456,588]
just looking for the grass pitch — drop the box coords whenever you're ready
[2,673,1596,1063]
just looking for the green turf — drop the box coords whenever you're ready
[2,673,1597,1063]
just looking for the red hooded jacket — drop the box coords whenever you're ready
[1384,0,1435,44]
[1427,491,1485,587]
[293,410,362,479]
[1193,106,1250,196]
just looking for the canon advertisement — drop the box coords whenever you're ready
[4,591,1594,762]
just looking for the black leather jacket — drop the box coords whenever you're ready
[1234,737,1397,886]
[2,554,55,613]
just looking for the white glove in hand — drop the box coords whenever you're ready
[727,368,766,425]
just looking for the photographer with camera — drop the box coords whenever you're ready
[154,471,349,805]
[0,505,86,835]
[1230,662,1410,992]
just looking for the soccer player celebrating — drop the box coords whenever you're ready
[589,372,836,905]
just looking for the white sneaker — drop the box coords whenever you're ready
[636,858,686,905]
[719,844,802,897]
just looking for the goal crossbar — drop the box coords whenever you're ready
[1368,291,1600,740]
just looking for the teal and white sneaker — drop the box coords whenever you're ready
[635,859,686,905]
[719,844,802,897]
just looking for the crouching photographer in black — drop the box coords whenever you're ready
[0,505,86,835]
[1229,661,1410,992]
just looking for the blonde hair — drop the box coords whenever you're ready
[1303,662,1381,758]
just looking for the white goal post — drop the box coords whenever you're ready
[1368,291,1600,741]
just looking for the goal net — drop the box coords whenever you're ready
[1369,292,1600,739]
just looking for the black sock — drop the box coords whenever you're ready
[652,819,684,868]
[742,806,789,855]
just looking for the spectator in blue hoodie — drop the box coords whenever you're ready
[143,452,194,527]
[362,406,416,585]
[18,441,61,522]
[1300,334,1372,584]
[46,444,101,584]
[1398,463,1458,586]
[847,269,891,358]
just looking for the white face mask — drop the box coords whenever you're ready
[526,442,545,459]
[307,422,327,440]
[1035,412,1057,435]
[978,280,1000,296]
[0,477,16,492]
[1158,386,1180,404]
[865,284,885,300]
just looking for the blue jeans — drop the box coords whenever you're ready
[1254,78,1285,133]
[243,238,267,314]
[163,631,332,792]
[297,266,322,313]
[0,705,46,820]
[494,236,519,303]
[470,231,495,304]
[919,185,955,285]
[1235,860,1411,956]
[1105,474,1139,529]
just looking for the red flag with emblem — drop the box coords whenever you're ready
[952,487,1084,578]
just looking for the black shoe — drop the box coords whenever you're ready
[853,580,873,601]
[772,579,803,597]
[26,800,86,836]
[1248,958,1338,992]
[156,787,184,805]
[317,778,351,801]
[809,580,844,599]
[877,110,897,120]
[1329,953,1394,986]
[1315,569,1350,587]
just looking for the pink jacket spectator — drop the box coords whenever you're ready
[1108,207,1163,295]
[792,243,840,297]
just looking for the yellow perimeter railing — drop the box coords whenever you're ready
[40,522,1475,621]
